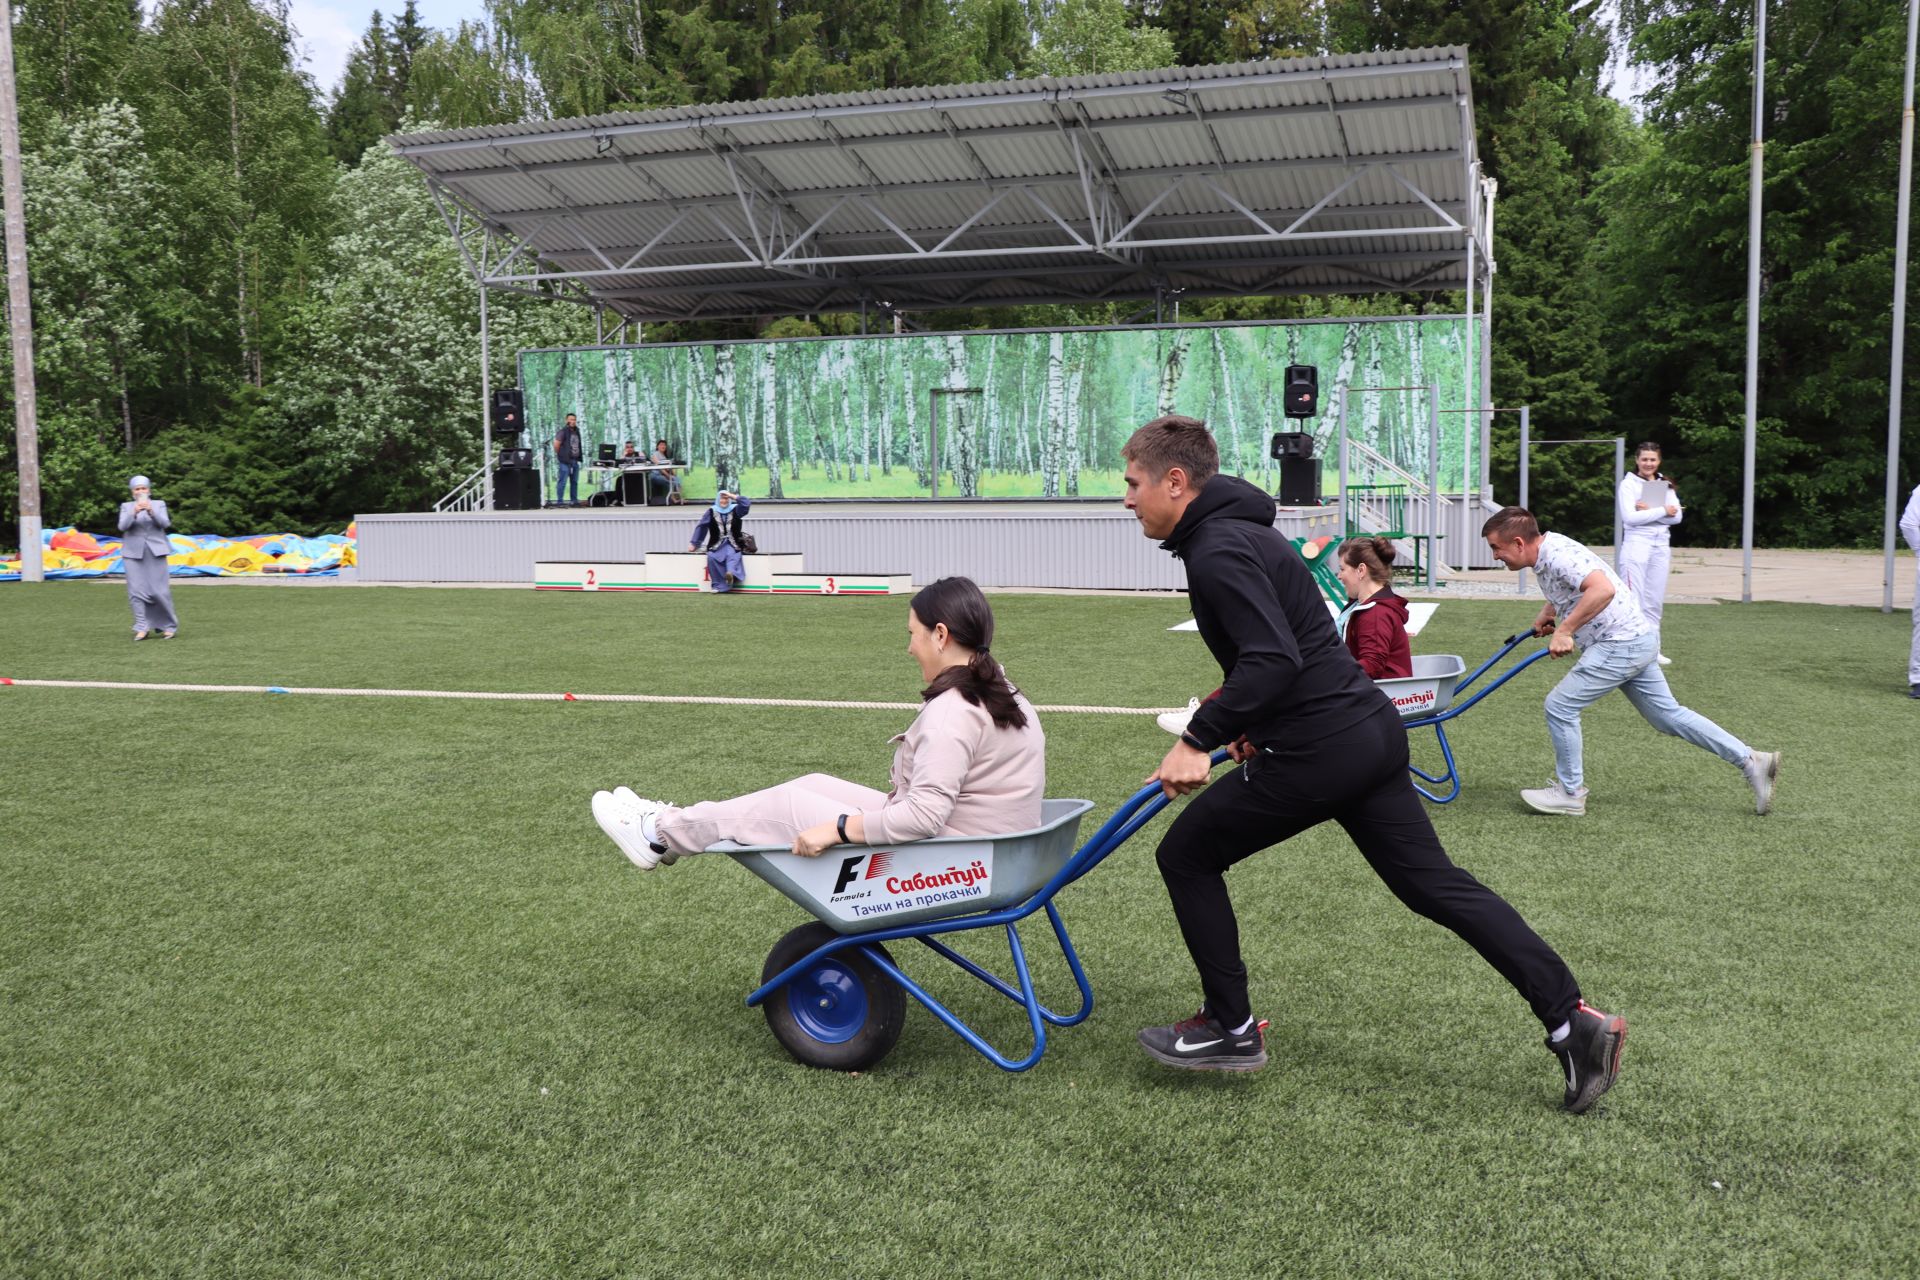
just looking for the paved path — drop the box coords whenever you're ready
[1412,546,1915,609]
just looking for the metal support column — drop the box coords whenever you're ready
[1335,386,1349,529]
[1463,235,1476,571]
[1885,0,1918,613]
[0,0,41,582]
[1481,179,1498,503]
[1614,437,1626,559]
[1427,384,1440,589]
[1517,406,1530,594]
[1742,0,1768,602]
[479,284,494,512]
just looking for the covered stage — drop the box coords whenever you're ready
[375,48,1501,584]
[354,501,1342,589]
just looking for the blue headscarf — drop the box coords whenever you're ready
[712,493,736,516]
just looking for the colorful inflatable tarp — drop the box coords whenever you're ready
[1,522,357,581]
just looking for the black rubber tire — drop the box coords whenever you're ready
[761,921,907,1071]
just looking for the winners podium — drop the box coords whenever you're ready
[535,551,911,596]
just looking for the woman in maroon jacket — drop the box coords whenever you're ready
[1334,537,1413,680]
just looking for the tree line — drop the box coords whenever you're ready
[0,0,1915,546]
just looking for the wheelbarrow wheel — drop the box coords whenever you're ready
[761,922,906,1071]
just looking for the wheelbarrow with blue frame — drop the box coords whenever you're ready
[1374,630,1554,803]
[721,750,1232,1073]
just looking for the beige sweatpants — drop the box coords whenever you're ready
[653,773,888,855]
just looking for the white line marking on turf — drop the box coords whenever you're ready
[1,677,1176,716]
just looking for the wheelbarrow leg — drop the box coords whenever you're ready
[1408,723,1462,803]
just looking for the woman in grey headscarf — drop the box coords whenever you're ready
[118,475,179,640]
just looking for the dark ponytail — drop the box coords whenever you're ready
[911,576,1029,731]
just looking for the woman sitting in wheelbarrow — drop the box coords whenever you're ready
[590,576,1045,868]
[1333,536,1413,680]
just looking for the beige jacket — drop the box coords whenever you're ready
[862,685,1046,845]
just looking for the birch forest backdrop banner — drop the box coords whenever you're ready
[517,317,1474,501]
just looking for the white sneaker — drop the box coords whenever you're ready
[614,786,677,863]
[1656,653,1672,666]
[1742,750,1781,816]
[592,789,668,869]
[1520,780,1588,816]
[1157,696,1200,736]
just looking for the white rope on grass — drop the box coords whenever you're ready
[1,677,1176,717]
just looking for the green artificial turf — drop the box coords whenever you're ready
[2,583,1915,1277]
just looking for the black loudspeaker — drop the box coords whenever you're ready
[1283,365,1318,419]
[496,447,532,469]
[1269,431,1315,460]
[1277,457,1319,505]
[491,388,526,432]
[493,467,542,510]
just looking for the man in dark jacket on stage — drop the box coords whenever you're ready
[1123,414,1626,1114]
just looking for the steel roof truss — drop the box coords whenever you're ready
[1380,163,1461,229]
[814,117,887,195]
[1194,174,1281,238]
[495,148,619,272]
[619,208,694,271]
[860,195,933,255]
[927,186,1017,254]
[936,109,998,188]
[1108,174,1189,242]
[1010,184,1093,251]
[1277,165,1371,236]
[773,193,855,265]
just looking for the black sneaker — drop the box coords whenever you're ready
[1137,1009,1268,1072]
[1548,999,1627,1114]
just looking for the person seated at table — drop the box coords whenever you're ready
[1333,536,1413,680]
[650,437,682,504]
[590,576,1045,868]
[620,440,642,462]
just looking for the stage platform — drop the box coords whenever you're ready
[355,501,1345,590]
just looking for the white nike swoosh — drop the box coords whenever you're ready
[1174,1035,1224,1052]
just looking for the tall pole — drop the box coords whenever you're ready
[1336,385,1349,531]
[1885,0,1919,614]
[479,284,494,511]
[1614,437,1626,564]
[1426,385,1439,589]
[1463,211,1476,569]
[0,1,41,583]
[1481,178,1497,502]
[1517,405,1530,594]
[1742,0,1767,603]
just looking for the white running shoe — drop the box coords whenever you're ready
[1656,653,1672,666]
[1520,780,1588,816]
[1157,696,1201,736]
[614,786,677,864]
[592,789,668,869]
[1742,750,1781,816]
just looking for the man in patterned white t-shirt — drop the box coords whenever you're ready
[1482,507,1780,816]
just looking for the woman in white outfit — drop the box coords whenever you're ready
[1615,442,1681,666]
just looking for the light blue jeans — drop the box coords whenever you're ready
[1545,630,1750,793]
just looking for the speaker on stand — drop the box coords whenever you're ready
[1270,431,1320,505]
[493,467,541,511]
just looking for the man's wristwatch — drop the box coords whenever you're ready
[836,814,851,845]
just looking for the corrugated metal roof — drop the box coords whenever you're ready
[388,49,1487,322]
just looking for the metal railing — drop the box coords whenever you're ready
[434,465,489,513]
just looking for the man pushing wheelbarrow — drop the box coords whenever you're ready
[1121,415,1627,1114]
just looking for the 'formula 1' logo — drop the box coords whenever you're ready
[832,854,867,894]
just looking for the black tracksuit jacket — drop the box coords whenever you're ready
[1166,474,1393,752]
